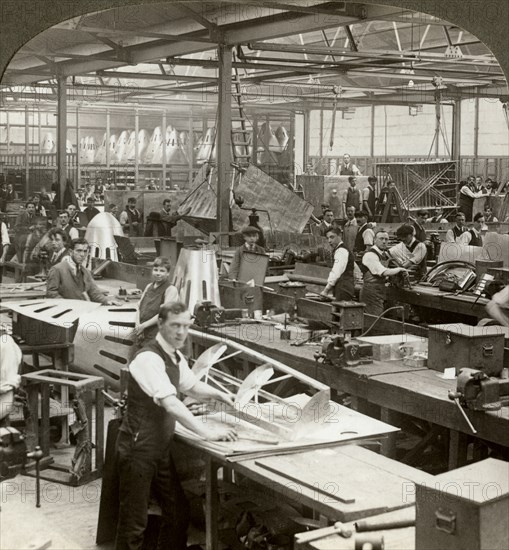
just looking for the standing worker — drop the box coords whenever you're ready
[115,302,237,549]
[360,230,408,316]
[320,226,355,301]
[134,257,179,346]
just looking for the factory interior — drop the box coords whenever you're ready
[1,1,509,549]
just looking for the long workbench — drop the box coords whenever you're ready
[198,323,509,469]
[385,283,490,321]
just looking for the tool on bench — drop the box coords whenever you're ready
[300,522,352,543]
[355,534,385,549]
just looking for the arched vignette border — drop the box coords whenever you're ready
[0,0,508,86]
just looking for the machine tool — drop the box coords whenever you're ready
[314,301,373,367]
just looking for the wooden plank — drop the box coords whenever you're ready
[255,458,357,503]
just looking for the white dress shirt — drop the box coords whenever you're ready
[129,333,198,405]
[445,226,466,243]
[362,245,388,277]
[388,239,427,266]
[1,222,10,246]
[459,228,482,245]
[326,243,350,287]
[460,185,485,199]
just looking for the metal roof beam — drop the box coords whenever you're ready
[96,70,217,83]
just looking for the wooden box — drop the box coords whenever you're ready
[12,311,77,346]
[219,281,263,316]
[427,323,505,376]
[356,334,427,361]
[416,459,509,550]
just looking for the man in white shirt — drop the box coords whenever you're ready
[354,211,375,259]
[0,218,11,283]
[458,177,486,221]
[445,212,468,243]
[360,230,408,315]
[486,285,509,327]
[320,226,355,301]
[389,224,428,281]
[339,153,362,176]
[459,212,485,247]
[116,302,237,549]
[57,211,79,240]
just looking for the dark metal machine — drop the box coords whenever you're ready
[449,368,509,412]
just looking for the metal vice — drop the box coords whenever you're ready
[315,335,373,368]
[449,368,509,412]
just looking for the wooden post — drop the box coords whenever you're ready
[6,110,10,155]
[188,111,194,188]
[473,92,480,174]
[451,100,461,161]
[205,458,219,550]
[57,77,67,209]
[105,109,110,169]
[162,112,167,190]
[75,106,80,187]
[216,43,233,236]
[289,112,295,187]
[24,105,29,199]
[370,104,375,160]
[303,109,310,169]
[134,109,139,187]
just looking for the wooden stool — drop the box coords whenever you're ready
[22,369,104,486]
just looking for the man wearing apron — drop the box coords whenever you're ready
[116,302,237,550]
[320,226,355,301]
[360,230,408,316]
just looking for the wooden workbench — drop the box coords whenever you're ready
[385,283,489,321]
[198,323,509,469]
[176,439,430,550]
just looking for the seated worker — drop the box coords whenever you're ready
[66,203,81,226]
[47,228,70,267]
[316,209,334,236]
[228,226,266,281]
[58,210,79,240]
[428,206,448,223]
[411,209,428,243]
[483,205,498,223]
[14,200,37,261]
[388,224,428,281]
[353,211,375,259]
[120,197,143,237]
[134,257,179,345]
[82,196,100,224]
[115,302,237,550]
[459,212,485,247]
[320,226,355,301]
[486,284,509,327]
[46,238,118,304]
[343,205,358,252]
[32,194,47,217]
[360,230,408,316]
[445,212,468,243]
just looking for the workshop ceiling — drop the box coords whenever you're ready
[1,1,507,111]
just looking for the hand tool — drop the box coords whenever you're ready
[300,522,353,543]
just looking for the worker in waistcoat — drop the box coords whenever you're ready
[57,211,79,240]
[360,230,408,316]
[0,217,11,283]
[428,206,448,224]
[445,212,468,243]
[320,226,355,301]
[342,205,358,252]
[458,177,485,221]
[343,176,362,218]
[353,211,375,260]
[316,209,334,236]
[388,224,428,281]
[339,153,362,176]
[120,197,143,237]
[411,209,428,243]
[459,212,485,247]
[134,257,179,346]
[483,205,498,223]
[362,176,377,220]
[115,302,237,550]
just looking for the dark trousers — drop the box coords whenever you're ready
[115,432,189,550]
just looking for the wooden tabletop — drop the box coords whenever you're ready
[200,324,509,448]
[385,284,489,319]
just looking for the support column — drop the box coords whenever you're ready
[6,111,10,155]
[303,109,310,169]
[134,109,139,187]
[24,105,29,199]
[162,112,167,190]
[216,43,232,237]
[370,104,375,159]
[105,109,110,169]
[473,92,480,173]
[451,100,461,161]
[57,77,67,209]
[75,106,80,186]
